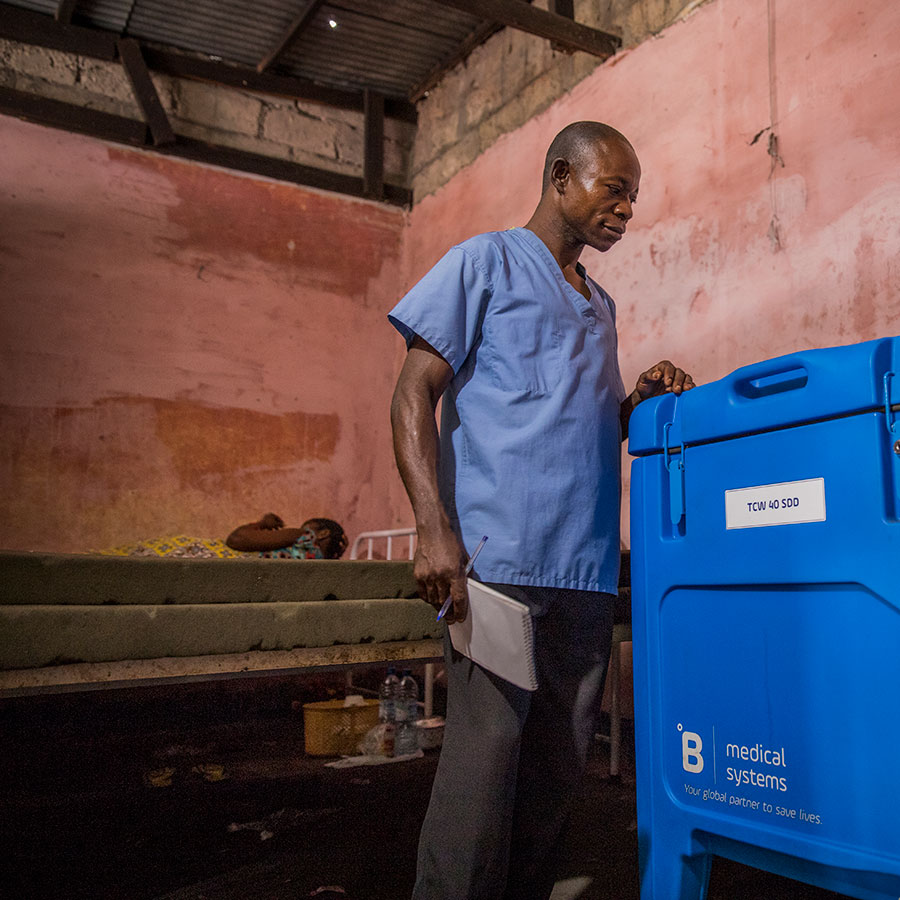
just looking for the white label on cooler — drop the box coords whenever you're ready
[725,477,826,529]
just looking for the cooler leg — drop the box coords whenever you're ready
[640,844,711,900]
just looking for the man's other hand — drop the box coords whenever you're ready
[635,360,695,399]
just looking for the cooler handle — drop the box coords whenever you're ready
[734,365,808,400]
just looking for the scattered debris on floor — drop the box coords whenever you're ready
[228,807,337,841]
[325,749,423,768]
[191,762,227,782]
[144,766,176,788]
[143,762,228,786]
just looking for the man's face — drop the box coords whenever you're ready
[559,139,641,253]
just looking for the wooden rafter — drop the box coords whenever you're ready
[0,84,146,144]
[437,0,620,58]
[54,0,79,24]
[548,0,575,53]
[257,0,327,73]
[117,38,175,146]
[0,86,412,207]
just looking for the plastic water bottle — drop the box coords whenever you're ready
[396,669,420,756]
[378,666,400,756]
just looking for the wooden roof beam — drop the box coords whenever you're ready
[437,0,620,59]
[257,0,326,73]
[54,0,79,25]
[117,38,175,146]
[0,85,412,207]
[548,0,574,53]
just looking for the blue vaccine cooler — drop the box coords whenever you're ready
[627,336,900,900]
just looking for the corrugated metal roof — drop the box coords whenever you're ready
[9,0,55,13]
[333,0,482,40]
[284,4,469,95]
[43,0,492,101]
[126,1,299,69]
[74,0,132,33]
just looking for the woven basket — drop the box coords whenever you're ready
[303,698,380,756]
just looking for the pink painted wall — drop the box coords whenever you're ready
[402,0,900,544]
[0,117,409,552]
[3,0,899,564]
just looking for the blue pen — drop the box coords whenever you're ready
[437,535,488,622]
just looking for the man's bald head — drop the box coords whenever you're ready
[541,122,634,192]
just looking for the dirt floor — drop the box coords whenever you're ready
[0,669,852,900]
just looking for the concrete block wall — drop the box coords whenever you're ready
[0,38,414,184]
[411,0,711,200]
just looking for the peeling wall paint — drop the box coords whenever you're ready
[0,118,408,552]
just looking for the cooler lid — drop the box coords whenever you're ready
[628,336,900,455]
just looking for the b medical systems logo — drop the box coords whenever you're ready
[674,722,816,823]
[681,726,704,774]
[678,723,788,791]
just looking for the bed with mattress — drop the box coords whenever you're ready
[0,548,442,696]
[0,540,632,772]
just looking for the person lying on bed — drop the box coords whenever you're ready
[226,514,348,559]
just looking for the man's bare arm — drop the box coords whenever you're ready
[391,336,469,623]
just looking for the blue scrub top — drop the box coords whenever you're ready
[389,227,626,594]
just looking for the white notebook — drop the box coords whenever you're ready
[448,579,538,691]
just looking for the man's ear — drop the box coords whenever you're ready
[549,158,570,194]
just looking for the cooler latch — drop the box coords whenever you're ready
[663,420,685,525]
[886,372,900,458]
[885,371,898,436]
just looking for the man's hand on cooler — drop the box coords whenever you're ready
[634,360,695,401]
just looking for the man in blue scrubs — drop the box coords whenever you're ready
[389,121,694,900]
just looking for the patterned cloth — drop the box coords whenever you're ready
[96,535,246,559]
[258,531,323,559]
[96,533,324,560]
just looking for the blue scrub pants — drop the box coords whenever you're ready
[412,584,615,900]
